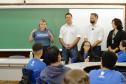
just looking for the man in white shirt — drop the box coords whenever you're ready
[59,13,80,64]
[84,13,104,57]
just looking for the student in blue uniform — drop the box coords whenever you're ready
[27,43,46,83]
[89,51,126,84]
[28,19,54,59]
[117,40,126,62]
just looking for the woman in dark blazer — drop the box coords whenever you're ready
[77,41,100,62]
[107,18,126,53]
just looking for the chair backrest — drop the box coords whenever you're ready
[21,68,42,84]
[19,68,35,84]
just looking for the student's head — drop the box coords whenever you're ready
[65,13,72,25]
[90,13,98,25]
[32,43,43,58]
[39,19,47,31]
[47,46,61,65]
[119,40,126,51]
[80,41,92,54]
[112,18,123,30]
[62,69,89,84]
[101,51,117,69]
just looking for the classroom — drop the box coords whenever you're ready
[0,0,126,84]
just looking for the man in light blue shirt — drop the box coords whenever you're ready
[89,51,126,84]
[27,43,46,83]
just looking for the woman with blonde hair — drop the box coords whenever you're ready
[29,19,54,64]
[62,69,89,84]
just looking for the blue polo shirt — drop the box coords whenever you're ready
[89,69,126,84]
[117,51,126,62]
[32,29,50,46]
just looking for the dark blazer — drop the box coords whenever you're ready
[107,30,126,51]
[77,51,100,62]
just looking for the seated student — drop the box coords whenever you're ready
[62,69,89,84]
[26,43,46,83]
[117,40,126,62]
[40,46,70,84]
[77,41,100,62]
[89,51,126,84]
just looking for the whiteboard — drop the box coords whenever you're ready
[69,8,125,51]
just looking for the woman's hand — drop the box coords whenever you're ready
[85,56,90,62]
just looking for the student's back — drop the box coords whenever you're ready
[40,46,70,84]
[26,43,46,84]
[89,51,126,84]
[27,58,46,74]
[40,64,70,84]
[89,69,125,84]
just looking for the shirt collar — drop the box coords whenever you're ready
[65,23,74,27]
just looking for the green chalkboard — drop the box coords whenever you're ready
[0,8,68,49]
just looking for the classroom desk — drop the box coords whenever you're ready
[66,62,126,70]
[0,58,125,80]
[0,58,30,81]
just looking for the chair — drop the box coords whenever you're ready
[19,68,33,84]
[19,68,40,84]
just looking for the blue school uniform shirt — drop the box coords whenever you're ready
[27,58,46,83]
[117,51,126,62]
[89,69,126,84]
[32,29,50,46]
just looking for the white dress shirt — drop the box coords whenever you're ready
[59,24,80,44]
[85,24,104,46]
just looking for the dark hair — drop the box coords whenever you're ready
[47,46,60,64]
[112,18,123,30]
[65,13,72,18]
[91,13,98,18]
[102,51,117,69]
[32,43,43,52]
[121,40,126,49]
[80,41,92,55]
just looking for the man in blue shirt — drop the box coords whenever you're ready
[89,51,126,84]
[27,43,46,83]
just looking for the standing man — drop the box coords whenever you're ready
[59,13,80,64]
[84,13,104,57]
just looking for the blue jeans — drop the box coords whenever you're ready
[62,46,78,64]
[92,46,101,57]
